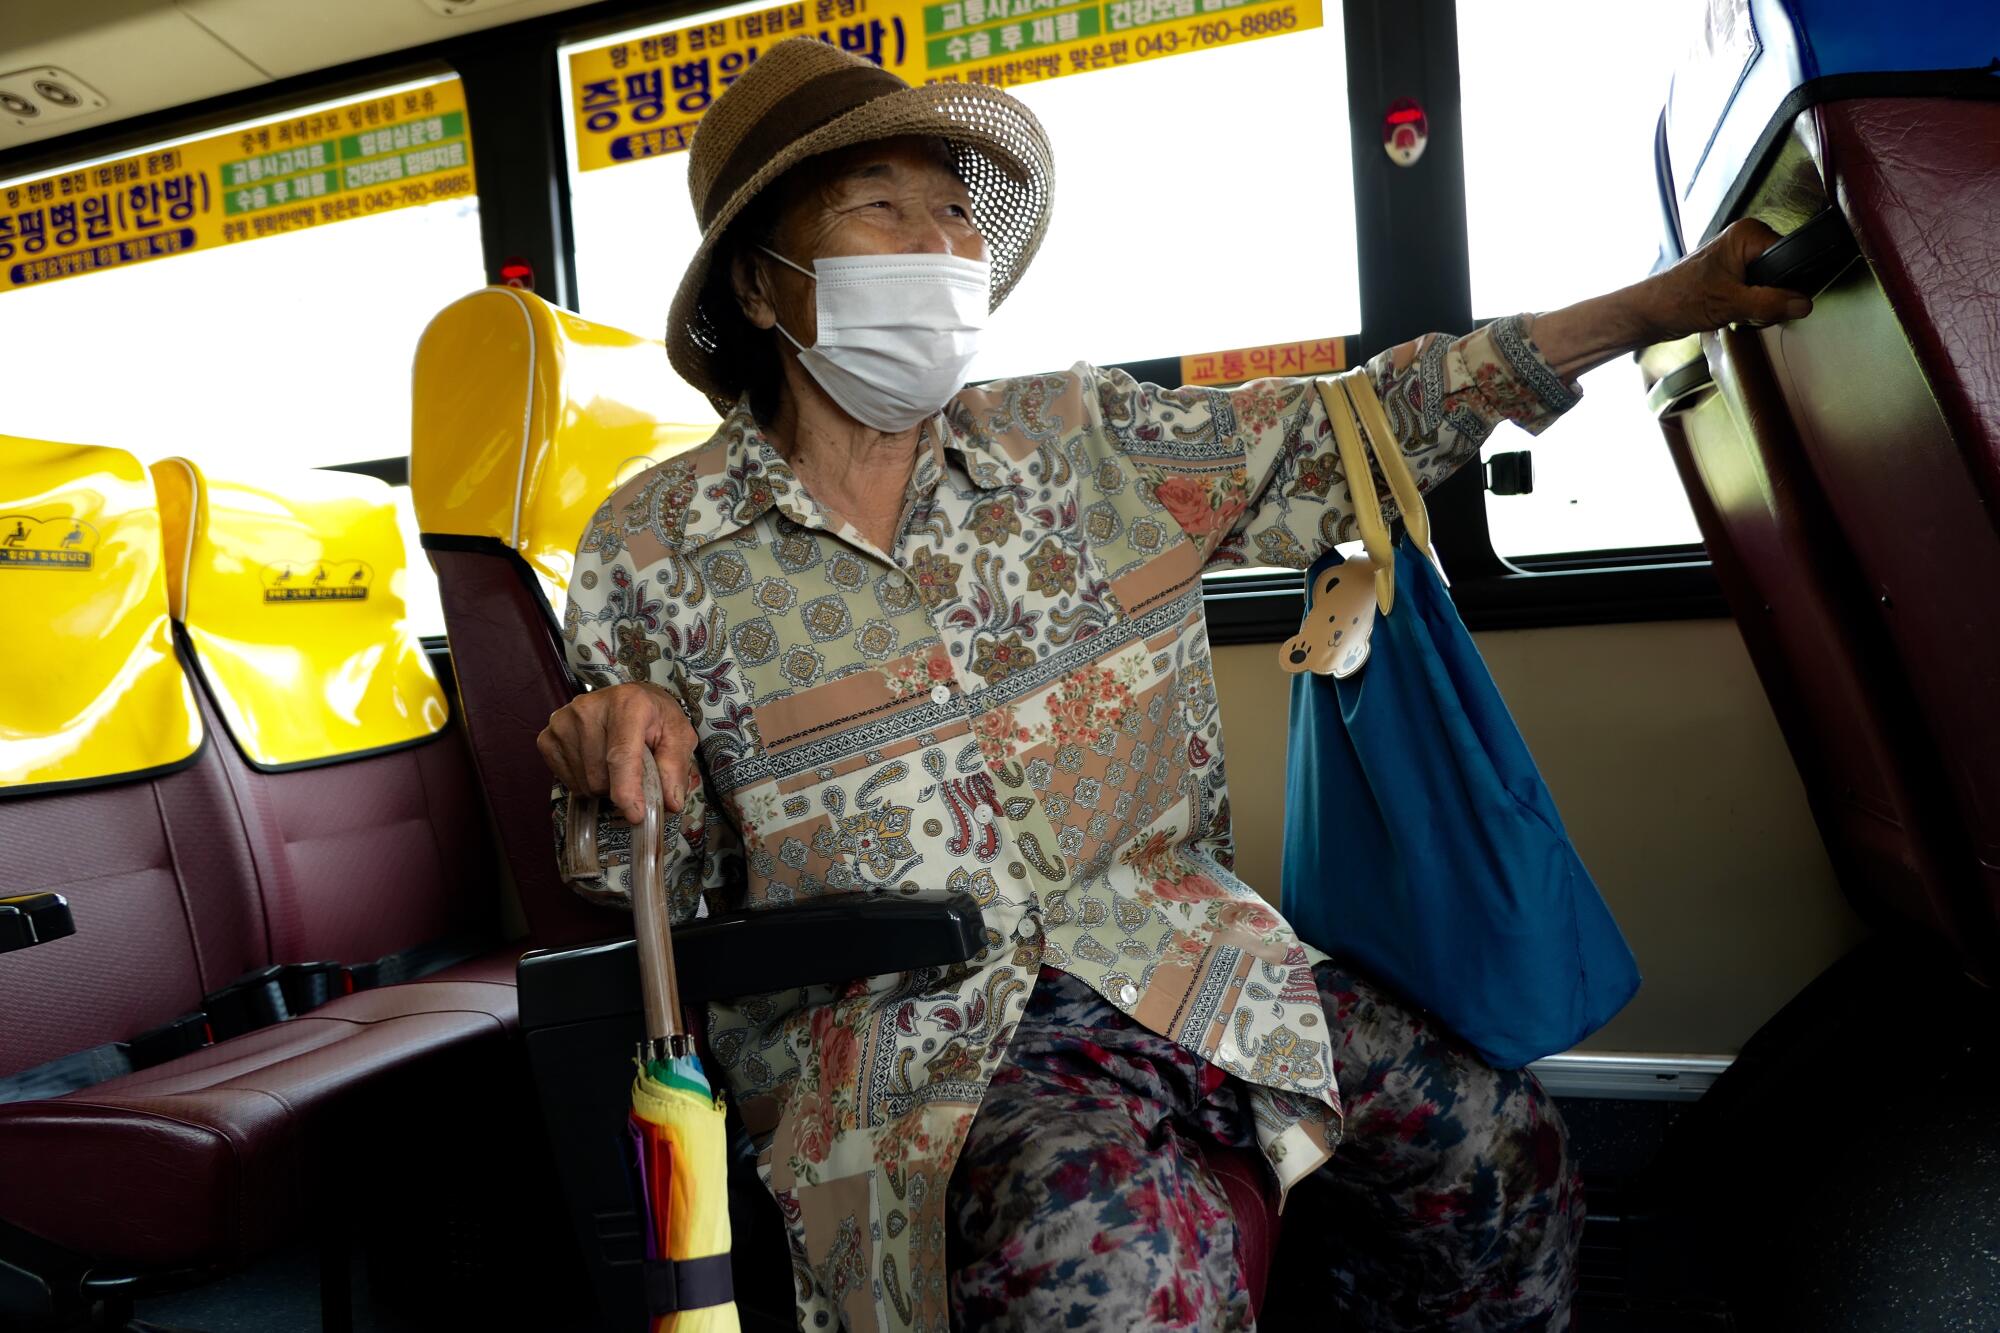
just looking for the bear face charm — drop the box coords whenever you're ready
[1279,543,1380,679]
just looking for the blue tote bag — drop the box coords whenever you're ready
[1279,371,1639,1069]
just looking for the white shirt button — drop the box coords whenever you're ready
[1119,984,1139,1007]
[972,803,994,826]
[929,683,951,707]
[1015,915,1040,939]
[1218,1039,1239,1063]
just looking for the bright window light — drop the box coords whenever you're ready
[0,77,481,633]
[561,22,1359,414]
[1459,0,1704,559]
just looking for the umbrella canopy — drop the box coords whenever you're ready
[626,749,738,1333]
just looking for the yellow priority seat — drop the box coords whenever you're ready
[409,287,717,952]
[152,458,447,770]
[1,437,203,791]
[410,286,716,604]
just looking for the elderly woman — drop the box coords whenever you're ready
[541,36,1804,1333]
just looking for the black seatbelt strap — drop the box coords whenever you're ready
[203,961,350,1042]
[0,1011,210,1105]
[201,931,500,1038]
[642,1255,735,1314]
[344,931,497,990]
[0,932,505,1104]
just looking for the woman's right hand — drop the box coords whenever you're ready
[537,681,701,823]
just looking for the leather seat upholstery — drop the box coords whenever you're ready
[1647,91,2000,977]
[0,446,522,1294]
[0,680,520,1276]
[411,287,715,951]
[0,1004,504,1268]
[1758,98,2000,958]
[1648,329,1977,954]
[149,457,519,1013]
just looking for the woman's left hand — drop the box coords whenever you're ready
[1639,217,1814,342]
[1531,218,1816,382]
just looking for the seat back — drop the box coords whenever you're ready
[1749,98,2000,962]
[0,439,263,1079]
[410,288,712,950]
[1643,336,1980,963]
[152,458,496,967]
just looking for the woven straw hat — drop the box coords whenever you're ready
[666,38,1054,414]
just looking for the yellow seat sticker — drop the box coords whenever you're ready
[0,438,203,790]
[153,459,448,770]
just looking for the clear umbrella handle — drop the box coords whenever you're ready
[632,748,688,1050]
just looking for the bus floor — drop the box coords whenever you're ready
[122,1097,1999,1333]
[124,1215,1704,1333]
[129,939,2000,1333]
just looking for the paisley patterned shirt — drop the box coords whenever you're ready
[556,314,1578,1332]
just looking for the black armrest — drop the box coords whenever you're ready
[0,894,75,954]
[517,893,987,1030]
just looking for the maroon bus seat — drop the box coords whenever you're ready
[410,288,715,951]
[1758,98,2000,956]
[151,457,520,1026]
[0,998,505,1270]
[1715,97,2000,975]
[1642,330,1983,963]
[0,444,517,1324]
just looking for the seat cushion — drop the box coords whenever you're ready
[421,944,524,993]
[316,965,520,1030]
[0,1007,506,1267]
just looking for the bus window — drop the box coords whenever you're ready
[560,3,1359,410]
[1457,0,1704,562]
[0,73,481,634]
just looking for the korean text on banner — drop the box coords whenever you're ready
[568,0,1322,172]
[0,78,476,295]
[1182,336,1346,386]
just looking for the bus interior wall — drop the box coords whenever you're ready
[1216,615,1864,1058]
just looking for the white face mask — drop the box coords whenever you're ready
[760,247,990,432]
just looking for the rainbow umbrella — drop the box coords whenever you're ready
[625,750,738,1333]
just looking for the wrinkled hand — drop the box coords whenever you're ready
[537,681,700,824]
[1644,218,1814,340]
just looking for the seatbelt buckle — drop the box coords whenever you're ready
[203,965,294,1040]
[277,960,351,1012]
[202,961,347,1040]
[123,1011,212,1069]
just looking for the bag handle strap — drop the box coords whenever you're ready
[1314,375,1392,612]
[1311,370,1437,615]
[1338,369,1433,563]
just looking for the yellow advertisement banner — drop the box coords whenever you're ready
[0,77,475,295]
[1181,335,1346,386]
[567,0,1321,172]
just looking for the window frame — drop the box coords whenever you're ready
[1195,0,1721,644]
[0,0,1725,650]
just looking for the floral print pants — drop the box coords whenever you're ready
[945,967,1583,1331]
